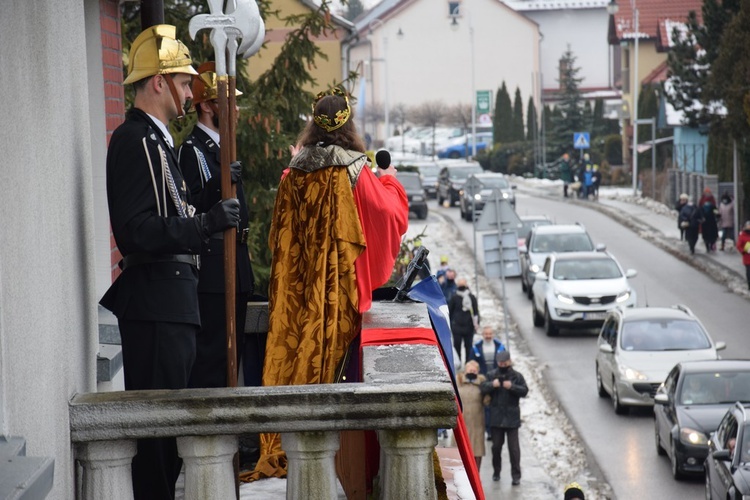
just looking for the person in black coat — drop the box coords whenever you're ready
[481,350,529,485]
[178,62,258,388]
[99,26,240,500]
[448,278,479,364]
[678,198,704,255]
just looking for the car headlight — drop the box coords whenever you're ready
[618,364,648,381]
[502,192,509,199]
[473,193,481,201]
[679,427,708,446]
[529,264,540,273]
[615,290,631,303]
[555,292,574,304]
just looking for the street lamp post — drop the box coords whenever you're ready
[369,19,390,144]
[451,9,477,158]
[632,4,640,196]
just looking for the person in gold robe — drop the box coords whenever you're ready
[244,88,409,481]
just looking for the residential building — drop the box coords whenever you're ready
[346,0,540,144]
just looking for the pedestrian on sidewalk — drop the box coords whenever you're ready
[701,196,720,252]
[449,278,479,364]
[675,193,689,241]
[559,153,572,198]
[456,360,487,471]
[679,198,704,255]
[591,165,601,200]
[719,191,736,251]
[481,350,529,485]
[472,326,507,438]
[736,221,750,290]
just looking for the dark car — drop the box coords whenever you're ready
[654,360,750,479]
[705,402,750,499]
[396,172,428,219]
[405,161,441,199]
[458,172,516,221]
[436,163,484,206]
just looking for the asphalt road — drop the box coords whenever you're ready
[433,188,750,500]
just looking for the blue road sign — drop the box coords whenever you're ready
[574,132,590,149]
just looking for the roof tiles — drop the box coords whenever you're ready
[609,0,703,42]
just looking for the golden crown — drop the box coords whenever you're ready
[312,88,351,132]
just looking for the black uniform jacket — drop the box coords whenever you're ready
[100,108,204,325]
[178,126,254,295]
[480,367,529,428]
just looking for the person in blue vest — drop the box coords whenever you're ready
[471,325,506,438]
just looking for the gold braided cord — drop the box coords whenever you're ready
[312,88,351,132]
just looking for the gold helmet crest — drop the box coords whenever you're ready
[124,24,198,85]
[191,61,243,107]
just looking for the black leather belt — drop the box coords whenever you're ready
[120,253,199,270]
[210,227,249,244]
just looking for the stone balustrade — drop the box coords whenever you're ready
[70,301,457,499]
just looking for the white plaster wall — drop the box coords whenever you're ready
[524,8,611,90]
[0,1,101,498]
[351,0,539,128]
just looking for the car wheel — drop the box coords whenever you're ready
[670,439,685,480]
[532,302,544,327]
[438,193,445,205]
[418,208,427,220]
[654,418,666,456]
[612,378,627,415]
[595,364,607,398]
[544,306,559,337]
[521,278,528,293]
[526,285,534,300]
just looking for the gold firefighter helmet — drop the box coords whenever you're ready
[191,61,243,107]
[124,24,198,85]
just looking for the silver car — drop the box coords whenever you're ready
[595,305,726,415]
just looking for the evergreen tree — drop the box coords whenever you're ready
[548,46,584,156]
[526,96,537,142]
[512,87,524,141]
[493,82,513,143]
[343,0,364,21]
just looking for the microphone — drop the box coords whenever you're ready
[375,150,391,170]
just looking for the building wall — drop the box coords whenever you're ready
[245,0,349,94]
[350,0,539,140]
[0,1,103,497]
[523,8,611,90]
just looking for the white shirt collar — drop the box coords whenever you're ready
[146,113,174,148]
[197,122,221,145]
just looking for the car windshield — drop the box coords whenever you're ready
[478,177,509,189]
[417,165,441,177]
[531,233,593,253]
[398,175,422,190]
[518,218,552,236]
[679,372,750,405]
[620,319,712,351]
[450,167,483,180]
[552,258,622,280]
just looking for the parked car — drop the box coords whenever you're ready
[436,132,493,159]
[385,127,463,155]
[516,215,553,253]
[436,163,484,206]
[393,160,441,199]
[458,172,516,220]
[705,402,750,499]
[531,251,637,336]
[519,223,602,298]
[595,305,727,415]
[654,360,750,479]
[395,172,428,220]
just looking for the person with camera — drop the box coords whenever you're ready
[481,350,528,484]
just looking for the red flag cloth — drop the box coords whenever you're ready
[360,327,485,500]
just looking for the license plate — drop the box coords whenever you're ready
[583,312,607,320]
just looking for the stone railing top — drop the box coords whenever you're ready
[72,301,457,443]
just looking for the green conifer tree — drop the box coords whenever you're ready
[526,96,537,142]
[512,87,524,142]
[493,82,513,143]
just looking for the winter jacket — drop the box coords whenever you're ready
[456,371,487,456]
[719,199,735,229]
[472,339,506,375]
[480,367,529,428]
[737,230,750,266]
[448,287,479,336]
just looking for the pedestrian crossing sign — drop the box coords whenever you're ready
[574,132,590,149]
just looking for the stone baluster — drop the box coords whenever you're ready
[377,429,438,500]
[282,431,340,500]
[76,440,137,500]
[176,435,237,500]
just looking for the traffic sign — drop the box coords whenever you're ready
[574,132,590,149]
[476,90,492,116]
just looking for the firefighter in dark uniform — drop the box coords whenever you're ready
[99,25,240,500]
[178,62,257,388]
